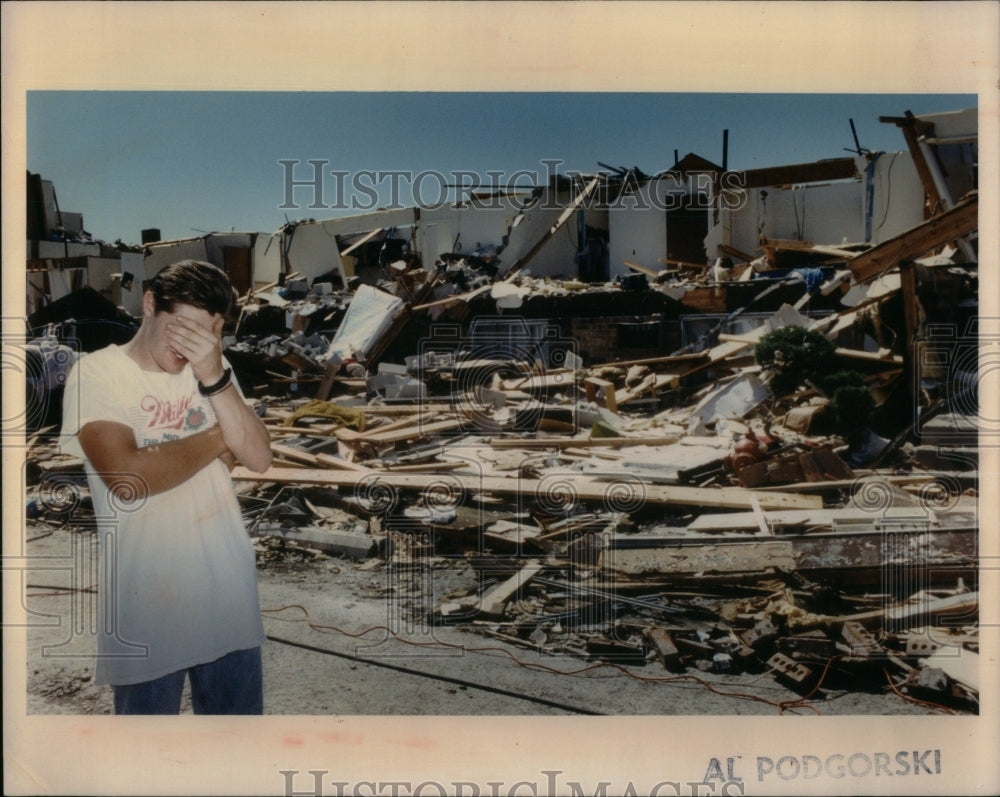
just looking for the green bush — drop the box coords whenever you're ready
[754,326,837,395]
[829,383,877,437]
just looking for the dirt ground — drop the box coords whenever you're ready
[19,520,957,718]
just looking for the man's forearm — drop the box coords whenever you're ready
[205,384,273,472]
[81,423,230,500]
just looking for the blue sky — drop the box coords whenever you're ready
[28,91,975,244]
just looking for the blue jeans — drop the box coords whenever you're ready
[112,646,263,715]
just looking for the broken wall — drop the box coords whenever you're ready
[609,173,702,279]
[497,187,608,279]
[864,152,925,245]
[36,180,84,236]
[609,198,666,281]
[143,238,211,277]
[705,152,929,256]
[33,240,100,259]
[415,197,524,264]
[253,232,283,285]
[284,208,418,284]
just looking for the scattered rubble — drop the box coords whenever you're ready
[21,106,982,713]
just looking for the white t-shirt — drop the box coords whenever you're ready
[60,344,265,686]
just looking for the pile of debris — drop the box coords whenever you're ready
[22,118,982,712]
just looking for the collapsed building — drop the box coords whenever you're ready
[23,107,982,712]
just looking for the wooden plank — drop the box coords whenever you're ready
[365,304,414,367]
[848,192,978,283]
[717,244,757,264]
[479,560,544,616]
[360,403,458,416]
[506,176,601,275]
[589,351,709,370]
[646,627,683,671]
[738,157,859,189]
[486,435,683,450]
[881,111,943,219]
[412,284,491,312]
[313,452,371,473]
[584,377,618,412]
[500,370,577,392]
[602,528,976,578]
[270,442,322,466]
[373,460,468,474]
[335,413,432,443]
[755,472,938,493]
[359,417,464,444]
[899,259,920,364]
[339,227,384,257]
[687,506,934,532]
[623,259,659,278]
[659,257,710,270]
[834,347,904,364]
[231,466,823,511]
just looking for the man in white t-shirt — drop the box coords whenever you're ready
[61,259,273,714]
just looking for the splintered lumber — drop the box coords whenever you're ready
[590,351,709,370]
[584,377,618,412]
[500,369,577,392]
[349,417,463,444]
[478,560,544,616]
[848,192,978,282]
[334,413,432,442]
[646,627,683,671]
[340,227,385,257]
[486,435,683,449]
[833,347,904,365]
[270,442,325,467]
[834,591,980,631]
[754,472,940,493]
[601,526,976,580]
[270,442,371,472]
[687,506,934,533]
[231,466,822,511]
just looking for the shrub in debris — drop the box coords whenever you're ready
[754,326,836,396]
[828,381,877,439]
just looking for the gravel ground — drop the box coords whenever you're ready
[20,521,955,718]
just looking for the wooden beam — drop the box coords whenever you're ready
[623,259,659,278]
[231,466,823,511]
[584,376,618,412]
[602,527,976,580]
[898,259,920,363]
[881,111,942,218]
[339,227,384,257]
[478,560,544,616]
[589,351,709,370]
[848,192,978,283]
[736,157,859,189]
[717,244,757,263]
[485,435,682,449]
[506,176,601,276]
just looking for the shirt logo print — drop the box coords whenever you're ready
[140,394,194,432]
[186,407,207,430]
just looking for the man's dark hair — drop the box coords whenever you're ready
[148,260,237,320]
